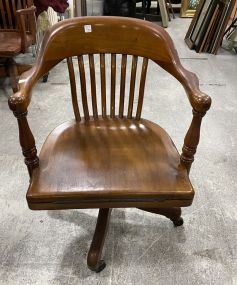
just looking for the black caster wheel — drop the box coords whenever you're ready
[95,260,106,273]
[42,74,49,83]
[172,217,184,227]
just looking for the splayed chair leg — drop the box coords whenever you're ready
[138,207,183,227]
[87,208,112,273]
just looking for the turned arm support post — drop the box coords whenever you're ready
[180,110,206,174]
[177,69,211,174]
[12,110,39,178]
[8,70,39,178]
[8,59,56,177]
[159,62,212,174]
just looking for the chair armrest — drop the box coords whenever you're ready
[181,68,211,113]
[157,50,211,113]
[16,6,36,16]
[8,67,36,113]
[16,6,37,52]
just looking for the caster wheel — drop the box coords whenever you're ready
[42,74,48,83]
[173,217,184,227]
[95,260,106,273]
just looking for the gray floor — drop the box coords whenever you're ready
[0,17,237,285]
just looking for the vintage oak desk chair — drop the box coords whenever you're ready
[0,0,36,92]
[9,17,211,272]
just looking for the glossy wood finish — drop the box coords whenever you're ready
[13,110,39,177]
[26,118,194,209]
[67,57,81,122]
[78,55,90,120]
[8,17,211,114]
[89,54,98,119]
[0,0,36,91]
[181,110,206,173]
[8,17,212,272]
[110,54,116,118]
[136,57,149,120]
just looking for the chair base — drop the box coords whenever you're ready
[138,207,184,227]
[87,207,183,272]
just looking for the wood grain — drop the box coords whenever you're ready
[110,53,116,118]
[119,54,127,118]
[78,56,90,120]
[26,118,194,209]
[88,54,98,119]
[127,56,138,119]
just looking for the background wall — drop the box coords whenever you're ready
[87,0,103,15]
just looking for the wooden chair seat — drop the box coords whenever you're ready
[0,32,34,57]
[27,118,194,210]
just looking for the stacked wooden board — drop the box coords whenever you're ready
[185,0,237,54]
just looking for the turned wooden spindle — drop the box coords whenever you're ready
[180,109,206,173]
[13,110,39,177]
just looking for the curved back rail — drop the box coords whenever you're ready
[9,17,211,114]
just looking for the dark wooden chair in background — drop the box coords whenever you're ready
[8,16,211,273]
[0,0,36,92]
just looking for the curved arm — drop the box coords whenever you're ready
[16,6,36,52]
[8,67,37,113]
[156,53,211,173]
[157,59,211,113]
[178,65,211,113]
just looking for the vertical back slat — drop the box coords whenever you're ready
[11,0,16,13]
[17,0,22,9]
[78,56,90,120]
[119,54,127,118]
[136,57,149,120]
[110,53,116,118]
[88,54,98,119]
[67,57,81,122]
[127,56,138,118]
[100,53,107,118]
[11,0,16,27]
[0,0,7,28]
[5,0,13,28]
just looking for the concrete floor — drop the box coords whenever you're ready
[0,17,237,285]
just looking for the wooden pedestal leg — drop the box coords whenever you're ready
[87,208,112,273]
[138,207,183,227]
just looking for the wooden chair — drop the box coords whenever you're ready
[0,0,36,92]
[8,16,211,273]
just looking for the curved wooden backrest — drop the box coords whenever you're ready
[12,16,211,117]
[26,16,198,120]
[0,0,33,30]
[37,16,179,69]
